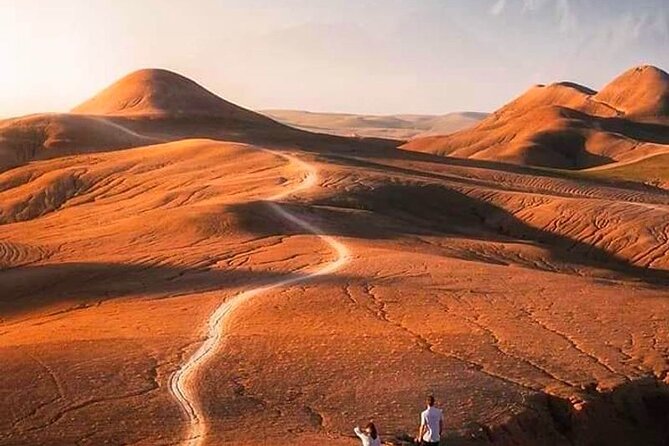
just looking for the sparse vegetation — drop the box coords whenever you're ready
[584,153,669,185]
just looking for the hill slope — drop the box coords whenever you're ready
[404,65,669,169]
[0,113,154,172]
[2,69,348,173]
[594,65,669,118]
[72,69,275,124]
[1,136,668,446]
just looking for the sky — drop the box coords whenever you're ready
[0,0,668,117]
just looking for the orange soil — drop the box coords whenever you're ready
[404,65,669,170]
[0,69,667,446]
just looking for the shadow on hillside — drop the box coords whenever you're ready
[85,115,669,196]
[0,261,351,318]
[595,115,669,145]
[425,377,669,446]
[229,182,669,286]
[523,131,615,169]
[319,149,669,197]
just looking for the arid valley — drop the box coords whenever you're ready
[0,65,667,445]
[1,2,669,445]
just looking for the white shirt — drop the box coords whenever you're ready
[420,406,443,442]
[354,427,381,446]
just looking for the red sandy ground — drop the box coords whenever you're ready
[0,69,667,445]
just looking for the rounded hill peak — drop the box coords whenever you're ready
[594,65,669,117]
[72,68,268,122]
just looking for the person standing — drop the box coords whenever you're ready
[354,422,381,446]
[416,395,443,445]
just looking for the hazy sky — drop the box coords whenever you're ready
[1,0,667,117]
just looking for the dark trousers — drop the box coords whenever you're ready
[421,442,440,446]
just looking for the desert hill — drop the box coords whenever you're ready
[263,109,487,139]
[0,113,154,172]
[0,69,281,172]
[0,70,392,173]
[72,69,275,123]
[594,65,669,118]
[404,65,669,169]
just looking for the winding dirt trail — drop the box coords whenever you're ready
[168,148,350,446]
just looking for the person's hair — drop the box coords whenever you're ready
[426,395,435,406]
[365,422,378,440]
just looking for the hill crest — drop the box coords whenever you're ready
[403,65,669,169]
[72,69,269,122]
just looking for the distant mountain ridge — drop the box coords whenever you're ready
[263,110,488,140]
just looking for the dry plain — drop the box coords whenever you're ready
[0,69,668,446]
